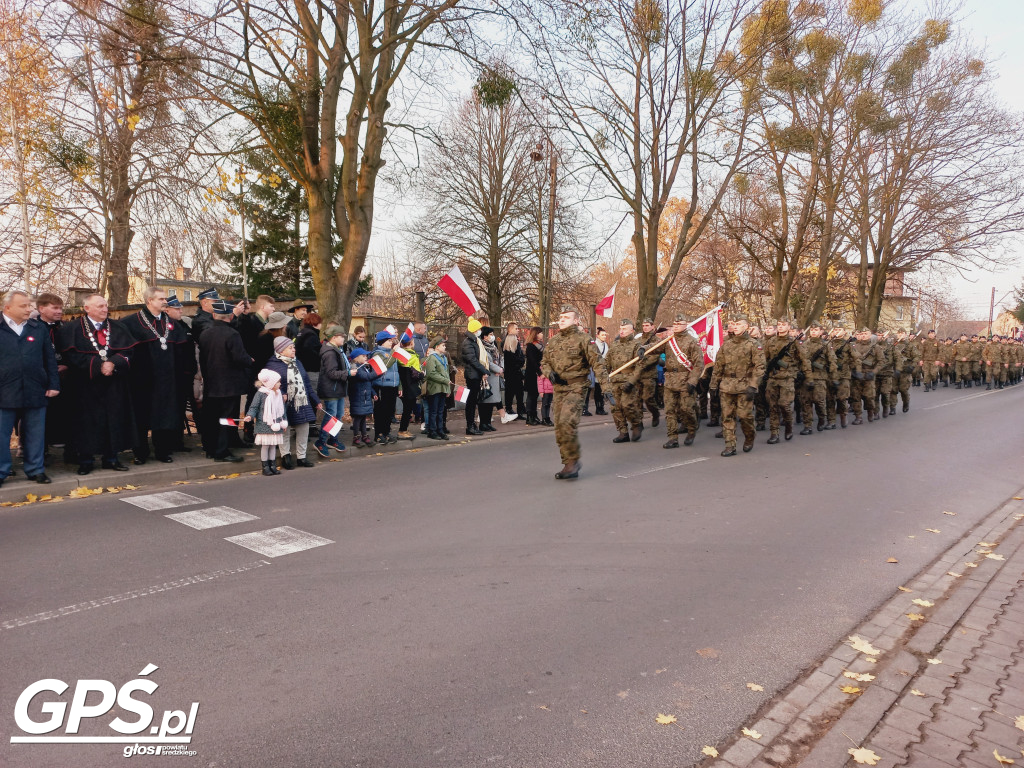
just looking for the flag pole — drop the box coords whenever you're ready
[608,303,725,377]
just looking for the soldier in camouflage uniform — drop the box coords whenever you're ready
[710,314,764,456]
[540,307,605,479]
[850,328,882,423]
[753,323,772,430]
[800,322,837,433]
[604,319,645,443]
[952,333,972,389]
[892,329,919,412]
[968,334,983,385]
[874,331,902,418]
[828,325,855,428]
[939,338,955,386]
[1001,336,1019,385]
[919,330,941,391]
[662,314,705,448]
[636,318,661,427]
[983,335,1003,389]
[762,317,808,444]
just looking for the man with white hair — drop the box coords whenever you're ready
[58,293,135,475]
[0,290,61,486]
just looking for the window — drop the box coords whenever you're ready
[183,290,192,301]
[896,306,904,321]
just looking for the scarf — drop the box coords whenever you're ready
[275,353,309,409]
[260,385,286,429]
[481,337,500,368]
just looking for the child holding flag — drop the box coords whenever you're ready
[347,347,379,447]
[244,369,288,476]
[423,338,451,439]
[394,337,423,439]
[371,329,400,444]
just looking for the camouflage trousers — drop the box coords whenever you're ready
[955,361,971,382]
[875,374,894,411]
[766,378,796,432]
[921,361,939,384]
[850,377,876,417]
[721,391,755,449]
[664,387,697,439]
[639,376,660,418]
[552,381,588,464]
[827,378,850,424]
[894,373,911,409]
[801,380,828,427]
[609,382,642,433]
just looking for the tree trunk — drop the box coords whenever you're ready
[107,194,134,305]
[307,182,338,320]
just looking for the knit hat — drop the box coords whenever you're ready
[264,311,289,330]
[467,318,483,333]
[257,369,281,389]
[375,329,396,344]
[480,326,494,337]
[323,324,345,340]
[430,337,446,349]
[348,346,370,360]
[273,336,295,354]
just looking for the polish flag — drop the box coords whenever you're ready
[368,355,388,376]
[454,385,470,404]
[384,324,398,337]
[219,418,242,427]
[322,415,343,437]
[400,322,416,343]
[687,305,724,365]
[595,282,617,318]
[438,265,481,317]
[392,346,413,364]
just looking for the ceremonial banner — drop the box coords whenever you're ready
[368,355,388,376]
[687,306,723,365]
[438,265,481,316]
[595,282,617,318]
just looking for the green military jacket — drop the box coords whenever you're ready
[605,334,642,386]
[635,329,661,381]
[876,338,903,376]
[953,340,972,363]
[982,341,1003,364]
[939,342,955,365]
[710,332,766,394]
[541,325,604,385]
[852,338,883,375]
[763,334,810,381]
[662,331,705,390]
[801,336,838,381]
[920,337,942,362]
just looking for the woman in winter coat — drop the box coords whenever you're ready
[477,327,505,431]
[314,324,349,456]
[264,336,320,469]
[295,313,323,390]
[502,323,526,419]
[346,347,380,447]
[523,327,545,425]
[423,338,451,440]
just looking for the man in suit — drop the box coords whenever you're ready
[0,290,61,486]
[198,299,252,462]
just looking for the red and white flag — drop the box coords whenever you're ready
[322,415,343,437]
[219,418,242,427]
[438,264,481,317]
[454,385,470,404]
[400,322,416,343]
[595,282,617,318]
[687,305,724,365]
[368,355,388,376]
[392,346,413,365]
[384,324,398,337]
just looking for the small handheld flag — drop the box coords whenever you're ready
[368,355,388,376]
[400,322,416,343]
[219,418,241,427]
[384,324,398,336]
[438,264,482,317]
[322,415,343,437]
[454,385,470,404]
[392,346,413,364]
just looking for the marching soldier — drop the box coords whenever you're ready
[850,328,882,423]
[762,317,808,444]
[828,325,855,428]
[983,335,1003,389]
[800,322,837,433]
[939,337,955,386]
[754,322,774,430]
[952,333,972,389]
[919,329,941,391]
[636,318,661,427]
[892,329,919,412]
[604,319,645,443]
[874,331,901,419]
[662,314,705,448]
[541,306,605,480]
[710,314,765,457]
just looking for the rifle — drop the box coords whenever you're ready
[761,330,805,385]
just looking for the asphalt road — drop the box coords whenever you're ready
[2,383,1022,768]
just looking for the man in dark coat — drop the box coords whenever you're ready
[121,287,192,464]
[58,293,135,475]
[198,300,252,462]
[165,296,198,451]
[1,290,61,486]
[35,292,74,462]
[285,301,313,338]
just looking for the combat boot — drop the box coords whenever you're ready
[784,425,793,440]
[800,427,813,435]
[756,422,766,431]
[903,403,909,413]
[612,431,630,443]
[889,407,895,416]
[707,417,720,427]
[742,436,754,453]
[866,411,874,423]
[956,382,962,389]
[944,380,949,387]
[262,460,275,476]
[663,438,679,449]
[555,461,580,480]
[721,446,737,457]
[767,431,780,444]
[683,433,695,446]
[816,420,825,431]
[881,407,887,419]
[826,422,837,430]
[650,408,660,427]
[630,425,643,442]
[714,430,724,438]
[986,383,992,390]
[924,383,930,391]
[840,413,847,428]
[852,416,863,425]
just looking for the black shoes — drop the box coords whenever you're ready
[784,426,793,440]
[800,428,812,435]
[743,437,754,453]
[630,426,643,442]
[77,464,93,475]
[27,473,52,484]
[541,418,554,427]
[651,411,660,427]
[612,432,630,443]
[663,439,679,449]
[582,410,593,416]
[262,460,278,476]
[214,454,244,463]
[721,447,737,457]
[466,426,482,436]
[683,434,695,446]
[280,454,295,470]
[102,460,130,471]
[296,457,315,468]
[133,457,146,465]
[555,461,580,479]
[767,434,780,445]
[480,424,496,432]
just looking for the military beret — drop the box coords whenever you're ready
[211,299,235,314]
[198,287,220,301]
[619,318,634,327]
[858,327,872,333]
[673,313,689,324]
[927,329,936,333]
[776,316,791,324]
[808,320,822,329]
[560,304,578,315]
[730,313,749,323]
[166,296,182,308]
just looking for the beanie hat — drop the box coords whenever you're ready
[467,318,483,333]
[273,336,295,354]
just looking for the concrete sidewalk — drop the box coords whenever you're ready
[705,490,1024,768]
[1,410,618,505]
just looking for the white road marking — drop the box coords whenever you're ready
[617,457,709,478]
[121,491,207,510]
[166,506,259,530]
[0,560,271,631]
[224,526,334,558]
[922,389,1003,410]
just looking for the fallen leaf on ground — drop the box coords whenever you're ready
[655,668,667,674]
[123,484,139,490]
[943,511,956,515]
[843,671,875,682]
[741,727,762,740]
[994,748,1015,764]
[655,713,676,724]
[702,745,718,757]
[538,705,550,711]
[907,613,925,621]
[886,557,899,563]
[0,502,13,507]
[172,480,190,485]
[965,562,978,568]
[898,586,912,592]
[105,487,121,493]
[24,493,38,503]
[977,549,993,555]
[37,495,52,501]
[69,487,103,498]
[926,658,942,665]
[948,572,962,578]
[44,496,63,502]
[1014,714,1024,732]
[908,535,916,539]
[910,689,924,696]
[746,683,764,691]
[986,553,1006,561]
[616,691,628,699]
[978,542,996,547]
[841,685,863,695]
[696,647,719,659]
[925,528,941,533]
[912,598,934,607]
[847,636,882,656]
[848,746,881,765]
[864,657,878,663]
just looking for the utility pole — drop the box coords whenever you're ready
[988,285,996,337]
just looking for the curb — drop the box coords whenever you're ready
[704,489,1024,768]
